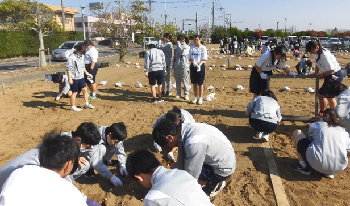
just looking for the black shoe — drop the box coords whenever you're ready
[150,97,157,104]
[202,181,226,197]
[293,163,311,175]
[161,91,165,96]
[163,91,170,97]
[84,168,96,179]
[157,97,164,102]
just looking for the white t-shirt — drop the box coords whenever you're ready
[84,46,98,64]
[256,51,286,71]
[314,49,341,73]
[188,45,208,64]
[0,165,87,206]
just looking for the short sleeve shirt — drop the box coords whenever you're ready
[256,51,286,71]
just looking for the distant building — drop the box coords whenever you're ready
[46,5,79,31]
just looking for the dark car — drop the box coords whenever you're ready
[247,36,256,44]
[98,39,113,46]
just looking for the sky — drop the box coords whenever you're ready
[17,0,350,32]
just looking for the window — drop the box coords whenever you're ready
[76,22,83,28]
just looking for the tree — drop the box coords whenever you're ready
[0,0,61,66]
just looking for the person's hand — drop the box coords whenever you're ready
[192,62,198,68]
[289,71,297,78]
[119,166,128,176]
[167,152,175,162]
[197,64,201,72]
[260,73,268,79]
[55,95,61,101]
[86,72,93,79]
[78,157,88,169]
[69,79,73,85]
[145,72,148,78]
[110,175,123,187]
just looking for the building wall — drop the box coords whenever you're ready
[46,5,78,31]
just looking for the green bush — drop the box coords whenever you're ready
[0,30,85,59]
[134,33,144,45]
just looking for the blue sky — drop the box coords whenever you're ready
[27,0,350,31]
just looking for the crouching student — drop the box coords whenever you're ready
[247,90,282,142]
[152,119,236,197]
[52,73,72,101]
[126,150,214,206]
[152,106,195,162]
[296,55,312,75]
[0,133,89,205]
[144,43,166,104]
[292,108,350,179]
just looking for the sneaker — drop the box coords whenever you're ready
[175,95,181,98]
[84,103,94,109]
[184,95,189,100]
[88,95,97,100]
[84,168,96,179]
[256,131,263,139]
[164,92,172,97]
[150,98,157,104]
[70,106,82,112]
[192,97,199,104]
[293,163,311,175]
[316,112,324,119]
[157,97,164,102]
[203,181,226,197]
[161,91,165,96]
[198,97,203,105]
[322,174,335,179]
[261,133,269,142]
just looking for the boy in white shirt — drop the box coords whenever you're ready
[84,40,99,99]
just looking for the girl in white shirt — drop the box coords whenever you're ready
[306,40,343,118]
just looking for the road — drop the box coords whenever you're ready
[0,45,143,72]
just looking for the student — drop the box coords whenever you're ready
[84,40,99,99]
[0,133,89,205]
[152,119,236,197]
[144,43,166,103]
[126,150,214,206]
[152,106,196,161]
[158,33,173,96]
[306,40,343,118]
[173,34,191,100]
[245,43,254,57]
[247,90,282,141]
[261,42,270,55]
[249,45,297,99]
[189,35,208,105]
[293,49,300,58]
[324,80,350,133]
[292,109,350,179]
[66,44,94,111]
[52,73,72,101]
[0,122,100,192]
[296,55,312,75]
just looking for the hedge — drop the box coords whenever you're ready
[0,30,84,59]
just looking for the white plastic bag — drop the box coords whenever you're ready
[99,81,108,85]
[204,93,216,101]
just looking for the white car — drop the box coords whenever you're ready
[343,37,350,48]
[51,41,84,61]
[319,37,329,47]
[143,37,158,46]
[329,38,342,46]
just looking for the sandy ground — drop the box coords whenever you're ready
[0,44,349,206]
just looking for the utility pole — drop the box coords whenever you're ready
[61,0,65,31]
[164,0,167,26]
[81,5,86,40]
[223,8,226,29]
[182,19,185,32]
[226,14,231,28]
[118,0,121,20]
[195,12,198,35]
[285,17,287,33]
[212,0,215,30]
[149,0,152,26]
[277,21,279,31]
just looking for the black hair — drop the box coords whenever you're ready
[306,59,312,67]
[163,33,172,40]
[152,119,178,147]
[271,45,287,65]
[147,44,156,49]
[74,43,85,52]
[165,106,182,124]
[126,150,161,180]
[83,40,94,46]
[323,108,342,127]
[39,131,80,172]
[52,73,63,83]
[72,122,101,145]
[261,89,278,101]
[177,34,185,41]
[105,122,127,141]
[193,34,202,39]
[324,79,348,97]
[306,40,323,62]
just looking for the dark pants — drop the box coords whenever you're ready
[249,67,272,95]
[319,70,343,98]
[249,117,278,134]
[84,63,99,84]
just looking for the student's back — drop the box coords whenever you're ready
[336,87,350,132]
[145,48,165,72]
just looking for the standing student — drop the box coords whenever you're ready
[306,40,343,118]
[144,44,166,103]
[188,35,208,105]
[153,119,236,197]
[126,150,214,206]
[67,44,94,111]
[0,133,89,206]
[84,40,99,99]
[292,109,350,179]
[247,90,282,141]
[249,45,297,99]
[158,33,173,96]
[173,34,191,100]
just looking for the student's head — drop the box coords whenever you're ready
[83,40,94,48]
[126,150,161,189]
[72,122,101,149]
[147,43,156,49]
[273,45,287,61]
[324,79,348,97]
[323,108,342,127]
[39,132,80,178]
[74,43,86,55]
[162,33,172,42]
[152,119,179,148]
[165,106,182,125]
[177,34,186,44]
[261,89,278,101]
[105,122,127,146]
[306,59,312,67]
[306,40,323,62]
[193,35,203,46]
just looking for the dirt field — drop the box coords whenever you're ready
[0,44,349,206]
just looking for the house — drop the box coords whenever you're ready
[46,4,79,31]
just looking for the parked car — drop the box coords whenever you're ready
[51,41,83,61]
[260,36,269,45]
[247,36,256,44]
[319,37,329,47]
[309,36,318,41]
[300,36,310,46]
[98,39,114,46]
[142,37,158,46]
[343,37,350,48]
[329,37,342,46]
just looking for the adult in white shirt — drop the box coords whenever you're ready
[84,40,99,99]
[306,40,343,118]
[0,133,89,206]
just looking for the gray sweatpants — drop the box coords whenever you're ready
[174,67,190,96]
[162,66,172,93]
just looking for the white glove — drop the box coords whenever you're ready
[55,95,61,101]
[86,72,93,79]
[332,75,339,80]
[119,166,128,176]
[110,175,123,187]
[260,73,268,79]
[197,65,201,72]
[192,62,198,68]
[289,71,297,78]
[153,141,162,152]
[167,152,175,162]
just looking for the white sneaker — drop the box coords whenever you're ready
[262,133,269,142]
[198,97,203,105]
[175,95,180,98]
[70,106,82,112]
[210,181,226,197]
[192,97,198,104]
[185,95,189,100]
[324,174,335,179]
[256,131,263,139]
[84,103,94,109]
